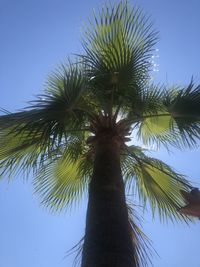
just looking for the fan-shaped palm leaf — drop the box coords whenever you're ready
[122,145,192,221]
[34,136,93,211]
[132,82,200,148]
[81,2,157,115]
[0,63,93,179]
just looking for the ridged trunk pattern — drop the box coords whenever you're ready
[81,138,136,267]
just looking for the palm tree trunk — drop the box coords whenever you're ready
[81,138,136,267]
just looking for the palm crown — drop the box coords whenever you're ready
[1,2,199,225]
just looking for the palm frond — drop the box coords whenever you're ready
[122,145,192,222]
[127,83,171,148]
[65,237,84,267]
[0,63,93,178]
[136,111,175,149]
[127,83,165,118]
[164,80,200,147]
[33,138,93,211]
[131,82,200,149]
[81,1,157,114]
[46,61,99,116]
[0,127,44,178]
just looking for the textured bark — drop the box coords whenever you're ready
[81,137,136,267]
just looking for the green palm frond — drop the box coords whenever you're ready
[0,127,45,178]
[127,83,165,117]
[81,1,157,113]
[136,111,175,149]
[122,145,192,222]
[164,80,200,117]
[34,138,93,211]
[127,84,171,148]
[132,82,200,148]
[0,63,93,178]
[46,62,99,116]
[164,81,200,147]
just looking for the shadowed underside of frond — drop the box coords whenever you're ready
[33,144,93,211]
[133,81,200,149]
[122,145,192,222]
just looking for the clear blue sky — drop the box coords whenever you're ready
[0,0,200,266]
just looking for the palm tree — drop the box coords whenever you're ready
[0,2,200,266]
